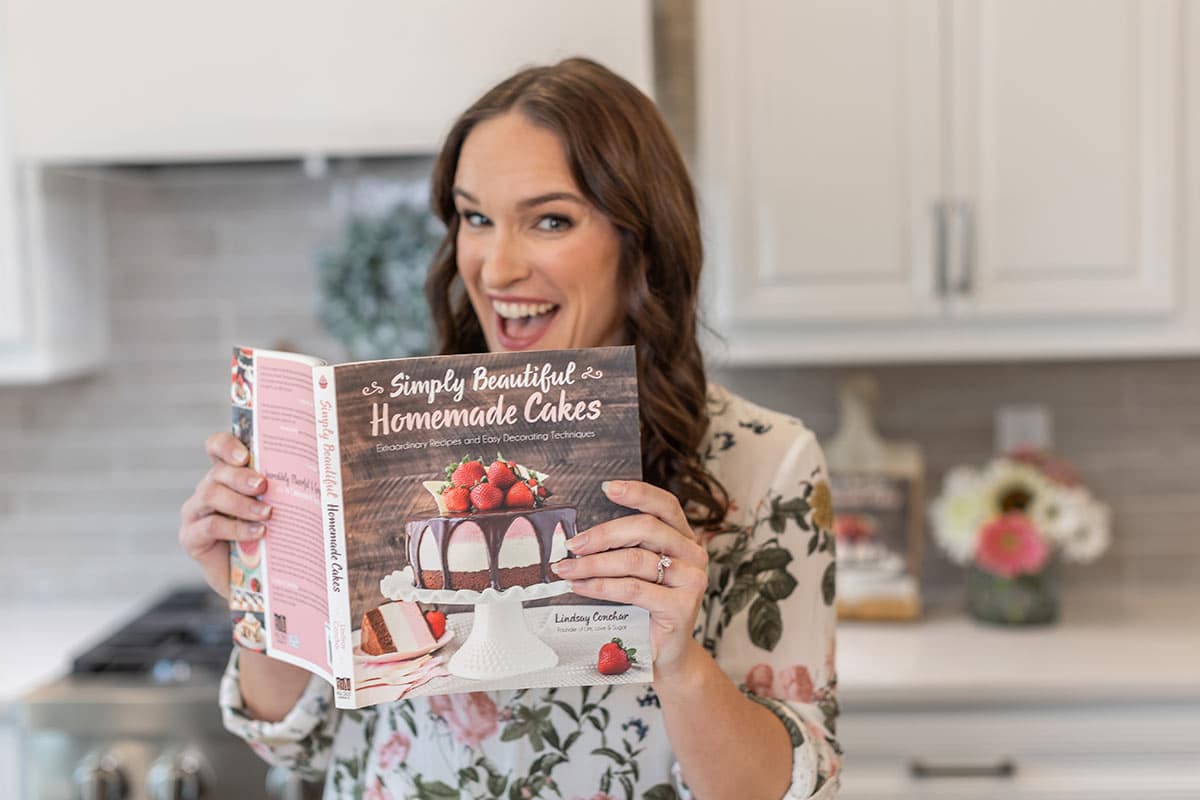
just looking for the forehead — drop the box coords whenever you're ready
[454,112,578,197]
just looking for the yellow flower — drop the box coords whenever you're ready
[811,481,834,530]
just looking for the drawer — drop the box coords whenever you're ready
[836,701,1200,800]
[839,702,1200,760]
[839,758,1200,800]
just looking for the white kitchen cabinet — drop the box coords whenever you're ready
[947,0,1177,318]
[0,18,108,383]
[699,0,943,324]
[698,0,1191,364]
[3,1,653,162]
[837,701,1200,800]
[0,78,23,346]
[0,166,110,383]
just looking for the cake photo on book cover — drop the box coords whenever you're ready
[378,453,624,684]
[408,454,578,592]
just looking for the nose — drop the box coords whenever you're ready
[479,230,531,290]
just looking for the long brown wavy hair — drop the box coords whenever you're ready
[425,57,727,529]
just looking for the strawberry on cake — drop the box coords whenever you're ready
[408,454,577,592]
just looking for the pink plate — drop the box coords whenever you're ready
[352,628,453,665]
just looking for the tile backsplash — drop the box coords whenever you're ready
[714,361,1200,604]
[0,162,1196,605]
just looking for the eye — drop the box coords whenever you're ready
[460,210,490,227]
[536,214,572,232]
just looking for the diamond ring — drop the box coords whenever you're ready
[655,553,673,585]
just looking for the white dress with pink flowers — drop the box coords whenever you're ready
[220,384,842,799]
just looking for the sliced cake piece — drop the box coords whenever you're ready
[360,601,436,656]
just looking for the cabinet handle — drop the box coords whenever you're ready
[933,201,949,297]
[954,201,975,295]
[909,758,1016,779]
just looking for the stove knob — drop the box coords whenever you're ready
[74,751,129,800]
[148,748,210,800]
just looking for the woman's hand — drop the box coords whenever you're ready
[178,432,272,598]
[551,480,708,677]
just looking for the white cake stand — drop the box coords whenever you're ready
[380,567,573,681]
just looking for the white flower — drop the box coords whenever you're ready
[930,466,991,564]
[981,460,1056,516]
[1029,485,1089,546]
[1059,500,1112,563]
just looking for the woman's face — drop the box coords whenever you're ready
[453,111,625,353]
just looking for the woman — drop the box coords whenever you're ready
[179,58,841,799]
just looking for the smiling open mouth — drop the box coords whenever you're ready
[493,299,560,349]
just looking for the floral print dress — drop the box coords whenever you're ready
[221,384,842,799]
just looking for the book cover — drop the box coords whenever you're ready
[231,345,650,708]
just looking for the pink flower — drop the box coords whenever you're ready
[377,732,411,771]
[427,691,499,748]
[777,664,815,703]
[744,663,775,697]
[975,513,1050,578]
[520,789,533,799]
[364,781,393,800]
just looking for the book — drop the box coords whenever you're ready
[227,345,649,708]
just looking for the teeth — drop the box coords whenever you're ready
[493,300,556,319]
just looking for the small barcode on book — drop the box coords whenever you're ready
[274,613,287,634]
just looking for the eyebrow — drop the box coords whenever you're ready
[453,187,586,209]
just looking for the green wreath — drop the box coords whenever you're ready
[317,202,444,360]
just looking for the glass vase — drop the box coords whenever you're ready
[966,564,1058,626]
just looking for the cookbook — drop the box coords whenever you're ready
[227,345,649,709]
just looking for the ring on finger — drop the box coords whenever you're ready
[655,553,672,585]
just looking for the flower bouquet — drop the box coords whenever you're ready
[929,448,1111,625]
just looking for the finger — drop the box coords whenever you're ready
[183,478,273,524]
[567,576,679,618]
[551,546,695,589]
[567,513,705,565]
[206,431,250,466]
[208,460,267,497]
[602,480,691,536]
[179,513,265,558]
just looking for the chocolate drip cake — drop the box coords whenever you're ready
[406,505,578,592]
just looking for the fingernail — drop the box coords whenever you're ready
[247,474,264,491]
[565,533,587,552]
[253,503,272,518]
[233,446,249,463]
[551,559,572,575]
[603,480,622,497]
[247,523,265,538]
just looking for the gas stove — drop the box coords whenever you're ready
[71,589,234,678]
[18,588,320,800]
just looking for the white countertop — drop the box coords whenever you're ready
[3,595,151,715]
[4,586,1199,719]
[837,586,1200,708]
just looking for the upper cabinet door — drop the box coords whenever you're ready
[4,1,653,162]
[948,0,1180,317]
[698,0,943,326]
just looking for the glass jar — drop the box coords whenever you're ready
[966,564,1058,625]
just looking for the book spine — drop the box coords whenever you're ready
[312,365,355,708]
